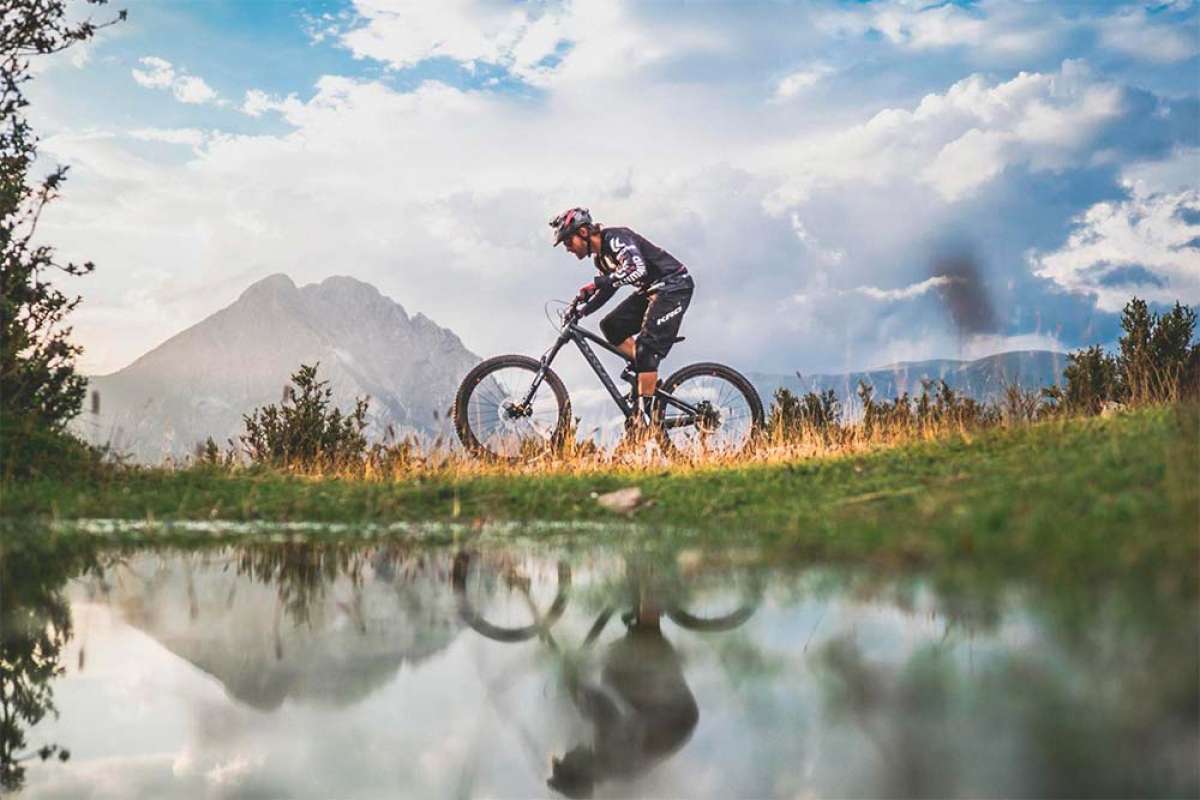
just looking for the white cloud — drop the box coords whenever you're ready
[338,0,570,78]
[42,56,1153,377]
[301,9,354,45]
[129,128,207,148]
[338,0,728,90]
[765,61,1126,206]
[131,56,220,105]
[241,89,275,117]
[131,56,175,89]
[172,75,217,105]
[790,214,845,265]
[1098,5,1199,63]
[1032,182,1200,312]
[826,0,1198,66]
[31,1,1196,379]
[872,2,989,50]
[69,41,93,69]
[773,64,835,102]
[853,275,957,302]
[820,0,1064,62]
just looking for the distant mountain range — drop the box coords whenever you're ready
[748,350,1068,411]
[73,274,480,463]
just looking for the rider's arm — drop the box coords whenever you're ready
[580,280,616,316]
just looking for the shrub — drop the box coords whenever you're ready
[1117,299,1198,404]
[240,363,370,468]
[0,413,105,480]
[1000,384,1044,425]
[1062,345,1119,414]
[768,387,840,438]
[1061,298,1198,410]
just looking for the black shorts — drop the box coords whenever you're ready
[599,277,693,372]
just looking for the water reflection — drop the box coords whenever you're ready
[98,542,461,710]
[0,534,98,790]
[452,552,760,797]
[0,528,1195,798]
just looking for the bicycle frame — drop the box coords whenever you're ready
[518,316,701,428]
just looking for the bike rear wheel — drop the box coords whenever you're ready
[454,355,572,460]
[657,362,764,456]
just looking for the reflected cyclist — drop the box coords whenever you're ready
[547,588,699,798]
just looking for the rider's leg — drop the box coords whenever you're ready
[637,370,657,400]
[633,284,693,417]
[616,337,635,360]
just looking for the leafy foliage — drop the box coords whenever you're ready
[240,363,370,468]
[0,411,105,480]
[1060,298,1199,411]
[768,386,840,437]
[0,0,123,432]
[1060,345,1119,414]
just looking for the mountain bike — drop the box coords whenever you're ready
[450,549,761,645]
[453,297,765,459]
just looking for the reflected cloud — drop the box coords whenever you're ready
[3,530,1195,798]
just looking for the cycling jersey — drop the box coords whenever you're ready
[594,227,689,294]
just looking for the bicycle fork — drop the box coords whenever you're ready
[518,331,571,409]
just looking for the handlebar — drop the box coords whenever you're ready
[560,298,584,326]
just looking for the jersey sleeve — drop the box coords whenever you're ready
[580,279,617,315]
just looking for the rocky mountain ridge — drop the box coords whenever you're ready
[73,274,480,463]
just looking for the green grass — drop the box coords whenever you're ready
[2,405,1197,578]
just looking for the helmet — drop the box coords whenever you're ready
[549,207,592,246]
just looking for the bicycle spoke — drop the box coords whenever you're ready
[459,363,566,459]
[664,371,756,454]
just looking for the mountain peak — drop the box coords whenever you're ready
[304,274,387,305]
[239,273,297,300]
[77,273,481,463]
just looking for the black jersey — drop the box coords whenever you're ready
[594,227,688,294]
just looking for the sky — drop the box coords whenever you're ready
[24,0,1200,376]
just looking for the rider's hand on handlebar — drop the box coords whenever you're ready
[575,282,597,303]
[561,298,582,323]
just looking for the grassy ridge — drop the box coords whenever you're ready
[3,406,1196,576]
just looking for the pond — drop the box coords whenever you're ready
[2,523,1197,798]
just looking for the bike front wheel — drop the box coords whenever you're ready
[454,354,572,460]
[657,362,764,456]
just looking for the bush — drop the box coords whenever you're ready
[240,363,370,468]
[0,413,105,480]
[1061,298,1198,410]
[1117,299,1198,404]
[1062,345,1119,414]
[768,387,840,438]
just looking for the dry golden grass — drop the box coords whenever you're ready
[198,408,1043,483]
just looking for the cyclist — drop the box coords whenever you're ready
[550,207,694,425]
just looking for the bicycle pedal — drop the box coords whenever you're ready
[619,365,637,383]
